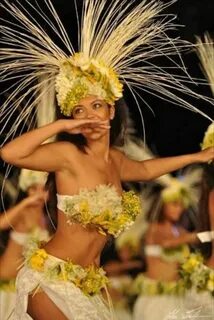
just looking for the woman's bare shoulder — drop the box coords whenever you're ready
[110,148,124,163]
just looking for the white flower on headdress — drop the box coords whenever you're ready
[19,169,48,192]
[92,59,108,76]
[72,53,91,71]
[55,52,123,116]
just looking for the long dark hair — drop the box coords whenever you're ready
[46,98,130,227]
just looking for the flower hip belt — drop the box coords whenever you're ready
[26,248,109,297]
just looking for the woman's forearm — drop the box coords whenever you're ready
[0,120,63,162]
[161,232,199,248]
[143,153,204,180]
[0,200,28,230]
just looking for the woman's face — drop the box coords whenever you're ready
[163,201,184,222]
[118,246,132,262]
[27,184,49,206]
[72,95,115,140]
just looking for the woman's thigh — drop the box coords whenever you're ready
[27,290,68,320]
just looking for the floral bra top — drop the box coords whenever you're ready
[145,244,190,263]
[57,184,141,237]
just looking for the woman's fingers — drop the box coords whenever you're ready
[65,119,110,134]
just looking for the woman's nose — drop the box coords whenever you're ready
[87,114,99,120]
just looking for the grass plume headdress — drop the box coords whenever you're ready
[0,0,214,144]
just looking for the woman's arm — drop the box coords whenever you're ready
[0,195,44,230]
[1,120,67,171]
[112,148,214,181]
[0,119,104,171]
[145,223,199,248]
[160,233,199,248]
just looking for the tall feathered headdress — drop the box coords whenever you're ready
[196,34,214,150]
[0,0,214,145]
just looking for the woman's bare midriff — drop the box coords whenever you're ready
[145,257,179,282]
[43,210,108,267]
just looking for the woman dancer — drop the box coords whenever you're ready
[0,1,214,319]
[132,173,205,320]
[0,169,49,320]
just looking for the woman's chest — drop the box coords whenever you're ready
[77,155,122,189]
[57,156,122,194]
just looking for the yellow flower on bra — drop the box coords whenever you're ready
[62,185,141,237]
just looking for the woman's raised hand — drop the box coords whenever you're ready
[22,192,48,208]
[61,119,111,134]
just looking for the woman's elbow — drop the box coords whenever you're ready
[1,147,12,163]
[0,147,19,165]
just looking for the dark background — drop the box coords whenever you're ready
[0,0,214,181]
[41,0,214,156]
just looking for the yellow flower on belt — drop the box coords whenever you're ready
[181,254,202,273]
[207,271,214,292]
[26,247,108,296]
[29,249,48,272]
[180,253,214,296]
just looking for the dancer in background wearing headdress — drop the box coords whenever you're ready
[0,1,214,319]
[196,34,214,267]
[0,169,49,320]
[116,137,213,320]
[178,34,214,320]
[132,172,204,320]
[180,128,214,320]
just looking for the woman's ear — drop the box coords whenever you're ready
[109,105,115,120]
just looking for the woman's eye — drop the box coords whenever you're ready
[93,103,102,109]
[73,107,84,115]
[75,108,83,114]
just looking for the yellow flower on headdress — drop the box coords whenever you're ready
[55,53,123,116]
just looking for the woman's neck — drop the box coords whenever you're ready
[87,135,110,161]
